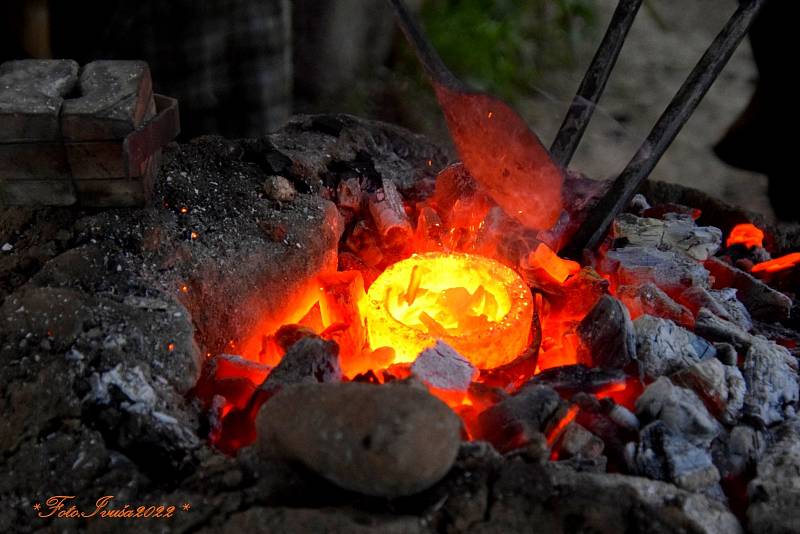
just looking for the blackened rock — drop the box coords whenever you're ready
[748,417,800,534]
[260,336,341,393]
[672,357,745,425]
[256,381,461,497]
[577,295,636,369]
[634,315,716,379]
[628,421,720,492]
[475,385,566,453]
[636,377,721,447]
[742,339,799,426]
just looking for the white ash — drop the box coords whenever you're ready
[634,315,716,379]
[613,213,722,261]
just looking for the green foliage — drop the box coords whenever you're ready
[417,0,596,100]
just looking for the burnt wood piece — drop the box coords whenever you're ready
[560,0,768,260]
[550,0,644,166]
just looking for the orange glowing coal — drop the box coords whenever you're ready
[366,252,533,369]
[727,223,764,249]
[752,252,800,274]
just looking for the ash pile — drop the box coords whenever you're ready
[1,115,799,534]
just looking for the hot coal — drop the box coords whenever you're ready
[556,423,605,460]
[576,295,636,369]
[680,286,753,331]
[634,315,717,379]
[612,213,722,261]
[526,364,627,396]
[260,335,341,396]
[411,340,478,392]
[618,282,694,327]
[671,357,746,425]
[705,257,792,321]
[742,338,799,427]
[601,246,710,296]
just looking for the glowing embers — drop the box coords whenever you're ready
[751,252,800,274]
[366,252,533,369]
[726,223,764,249]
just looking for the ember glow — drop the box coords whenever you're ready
[726,223,764,249]
[751,252,800,274]
[366,252,533,368]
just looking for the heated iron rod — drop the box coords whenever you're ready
[386,0,468,92]
[550,0,644,167]
[559,0,768,260]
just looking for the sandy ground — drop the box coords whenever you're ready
[522,0,774,219]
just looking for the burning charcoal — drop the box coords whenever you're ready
[411,341,478,392]
[613,213,722,261]
[747,418,800,533]
[475,385,566,454]
[336,177,364,211]
[368,177,412,250]
[547,266,610,318]
[633,315,716,379]
[713,424,768,479]
[273,324,317,352]
[602,246,710,296]
[713,342,738,366]
[627,421,720,492]
[260,336,341,395]
[263,175,297,202]
[705,257,792,321]
[694,308,755,354]
[527,365,627,396]
[680,286,753,331]
[576,295,636,370]
[636,377,722,447]
[671,357,745,425]
[345,219,384,268]
[742,338,799,426]
[618,282,694,327]
[557,423,604,460]
[255,381,461,497]
[317,270,367,374]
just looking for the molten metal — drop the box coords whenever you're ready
[366,252,533,369]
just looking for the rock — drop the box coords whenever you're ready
[748,417,800,534]
[255,381,461,497]
[411,341,477,392]
[680,286,753,331]
[475,385,566,454]
[618,282,694,327]
[742,338,799,426]
[613,213,722,261]
[633,315,716,379]
[672,357,746,425]
[636,377,721,447]
[628,421,720,492]
[476,458,743,533]
[576,295,636,369]
[263,175,297,202]
[260,336,341,394]
[705,257,792,321]
[601,246,710,296]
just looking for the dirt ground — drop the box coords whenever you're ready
[523,0,773,220]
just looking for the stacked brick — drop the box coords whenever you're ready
[0,59,179,207]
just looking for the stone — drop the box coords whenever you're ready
[618,282,694,327]
[705,257,792,321]
[475,385,566,454]
[0,59,79,141]
[260,336,341,394]
[60,60,155,141]
[628,421,720,492]
[256,381,461,497]
[577,295,636,369]
[672,357,746,425]
[613,213,722,261]
[602,246,710,296]
[411,341,477,392]
[263,175,297,202]
[748,417,800,534]
[634,315,716,379]
[636,377,721,447]
[742,338,799,426]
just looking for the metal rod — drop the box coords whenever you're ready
[550,0,644,167]
[386,0,469,92]
[559,0,767,260]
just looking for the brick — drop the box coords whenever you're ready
[0,143,71,179]
[0,179,76,206]
[0,59,79,142]
[65,142,127,179]
[61,60,155,141]
[74,150,160,207]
